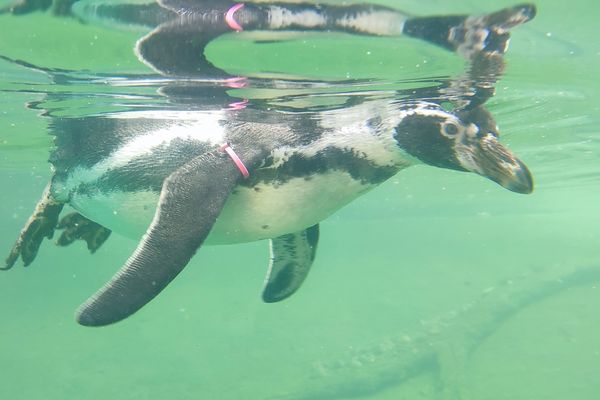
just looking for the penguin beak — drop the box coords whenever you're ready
[457,133,533,194]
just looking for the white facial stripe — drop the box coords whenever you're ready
[399,107,455,119]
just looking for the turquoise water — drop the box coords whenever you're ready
[1,1,599,399]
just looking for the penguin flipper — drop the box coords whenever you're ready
[75,150,242,326]
[262,224,319,303]
[136,17,229,78]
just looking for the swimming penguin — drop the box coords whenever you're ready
[3,3,536,326]
[3,98,533,326]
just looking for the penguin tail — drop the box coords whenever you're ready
[402,4,536,60]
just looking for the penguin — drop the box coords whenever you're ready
[2,2,536,326]
[3,0,536,81]
[4,97,533,326]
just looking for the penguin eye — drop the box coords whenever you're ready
[442,122,459,137]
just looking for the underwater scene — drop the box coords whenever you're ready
[1,0,599,399]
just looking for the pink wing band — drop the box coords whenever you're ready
[225,3,245,31]
[220,143,250,178]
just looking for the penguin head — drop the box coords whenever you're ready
[393,104,533,194]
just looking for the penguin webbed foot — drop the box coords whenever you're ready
[3,185,64,270]
[55,212,111,253]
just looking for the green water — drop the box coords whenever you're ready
[1,1,599,399]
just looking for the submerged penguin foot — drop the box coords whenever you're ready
[56,212,112,253]
[3,184,64,269]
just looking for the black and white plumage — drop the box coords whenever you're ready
[5,97,533,326]
[3,2,536,326]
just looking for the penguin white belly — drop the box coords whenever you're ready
[212,171,375,243]
[67,171,376,244]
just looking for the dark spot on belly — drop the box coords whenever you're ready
[262,225,270,230]
[254,186,261,192]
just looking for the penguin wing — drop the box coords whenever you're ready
[136,17,230,78]
[75,150,242,326]
[262,224,319,303]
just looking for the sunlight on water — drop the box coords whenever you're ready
[1,1,599,399]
